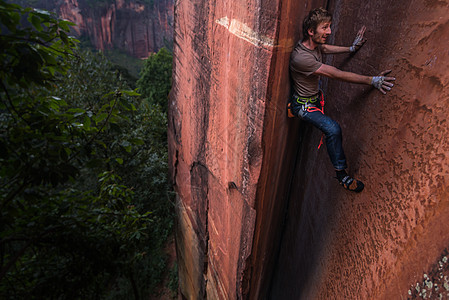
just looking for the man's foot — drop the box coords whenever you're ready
[339,175,364,192]
[335,170,364,193]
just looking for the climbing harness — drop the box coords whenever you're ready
[288,91,324,116]
[287,91,325,149]
[295,92,324,113]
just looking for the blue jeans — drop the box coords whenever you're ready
[291,99,347,170]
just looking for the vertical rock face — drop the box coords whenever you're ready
[168,0,279,297]
[35,0,173,58]
[271,1,449,299]
[169,0,449,299]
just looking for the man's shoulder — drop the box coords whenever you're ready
[292,42,320,59]
[292,41,307,54]
[290,42,322,73]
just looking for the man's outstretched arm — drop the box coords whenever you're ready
[314,64,395,94]
[321,44,352,54]
[322,26,367,54]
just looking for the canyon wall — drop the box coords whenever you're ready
[168,0,449,299]
[33,0,173,58]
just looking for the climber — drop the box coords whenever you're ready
[288,7,395,192]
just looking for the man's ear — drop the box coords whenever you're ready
[307,28,315,37]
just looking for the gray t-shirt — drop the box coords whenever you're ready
[290,42,322,97]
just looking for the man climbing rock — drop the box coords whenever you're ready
[288,7,395,192]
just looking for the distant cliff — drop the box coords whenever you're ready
[29,0,173,58]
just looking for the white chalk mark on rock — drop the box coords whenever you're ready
[215,16,274,48]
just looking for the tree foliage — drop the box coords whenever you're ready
[0,1,173,298]
[137,47,172,112]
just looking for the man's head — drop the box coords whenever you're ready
[302,8,332,42]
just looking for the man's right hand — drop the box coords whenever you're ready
[350,26,367,52]
[371,70,395,94]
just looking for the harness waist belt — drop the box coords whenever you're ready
[295,93,320,104]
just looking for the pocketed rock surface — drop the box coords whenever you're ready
[168,0,449,298]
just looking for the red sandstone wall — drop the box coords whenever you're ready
[168,0,279,297]
[271,0,449,299]
[169,0,449,298]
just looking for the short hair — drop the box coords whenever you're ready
[302,8,332,39]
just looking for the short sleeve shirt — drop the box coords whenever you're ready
[290,42,322,97]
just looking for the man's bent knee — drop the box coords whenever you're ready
[325,121,342,138]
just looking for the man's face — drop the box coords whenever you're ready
[309,21,332,44]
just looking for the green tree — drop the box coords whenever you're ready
[56,50,174,298]
[0,1,173,298]
[137,47,173,112]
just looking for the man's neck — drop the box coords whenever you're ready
[302,38,318,50]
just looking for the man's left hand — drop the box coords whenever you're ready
[350,26,367,52]
[372,70,396,94]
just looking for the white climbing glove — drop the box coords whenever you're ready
[371,70,396,94]
[349,26,367,52]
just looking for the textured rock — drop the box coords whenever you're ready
[270,1,449,299]
[33,0,173,58]
[168,0,282,298]
[169,0,449,299]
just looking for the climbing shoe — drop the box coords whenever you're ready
[339,175,364,193]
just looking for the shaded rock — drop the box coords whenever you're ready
[169,0,449,299]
